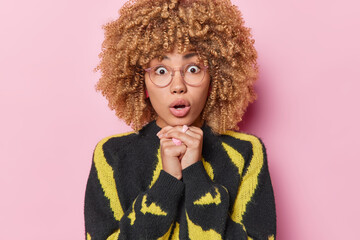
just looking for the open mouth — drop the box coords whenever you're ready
[169,105,190,117]
[169,99,191,117]
[174,105,186,110]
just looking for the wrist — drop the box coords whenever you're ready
[181,159,200,170]
[182,161,211,184]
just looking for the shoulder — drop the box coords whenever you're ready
[221,130,265,147]
[92,131,138,165]
[219,130,267,160]
[94,131,137,152]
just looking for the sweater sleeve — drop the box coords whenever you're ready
[84,143,185,240]
[182,136,276,240]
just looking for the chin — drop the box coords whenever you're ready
[168,119,190,126]
[171,116,201,127]
[157,114,201,128]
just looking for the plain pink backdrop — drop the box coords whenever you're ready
[1,0,359,239]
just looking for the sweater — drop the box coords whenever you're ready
[84,120,276,240]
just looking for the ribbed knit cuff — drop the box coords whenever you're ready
[148,170,185,202]
[182,161,212,185]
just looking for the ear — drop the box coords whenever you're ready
[145,89,149,98]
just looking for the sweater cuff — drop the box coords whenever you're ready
[182,161,212,185]
[148,170,185,201]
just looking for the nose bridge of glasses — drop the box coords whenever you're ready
[168,67,186,92]
[170,66,185,79]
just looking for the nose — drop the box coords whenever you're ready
[170,70,187,94]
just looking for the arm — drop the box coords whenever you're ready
[182,134,276,240]
[182,160,230,238]
[84,141,184,240]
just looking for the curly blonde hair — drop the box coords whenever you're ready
[94,0,258,134]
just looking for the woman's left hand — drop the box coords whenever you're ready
[157,125,203,170]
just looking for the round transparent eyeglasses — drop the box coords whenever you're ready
[144,63,209,87]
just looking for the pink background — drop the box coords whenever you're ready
[1,0,359,239]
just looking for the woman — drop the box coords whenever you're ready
[84,0,276,239]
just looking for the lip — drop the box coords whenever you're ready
[169,99,191,117]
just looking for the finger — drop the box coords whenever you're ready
[172,138,182,146]
[157,125,187,138]
[158,127,186,140]
[157,126,173,137]
[160,138,177,147]
[164,131,200,148]
[182,128,200,138]
[188,126,203,135]
[158,125,186,139]
[162,143,187,157]
[164,127,201,140]
[161,137,187,150]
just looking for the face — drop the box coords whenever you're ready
[144,48,210,128]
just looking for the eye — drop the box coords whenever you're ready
[154,66,168,75]
[186,65,201,74]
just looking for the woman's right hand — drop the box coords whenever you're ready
[158,127,186,180]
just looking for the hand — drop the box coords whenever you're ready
[158,128,186,180]
[157,125,203,170]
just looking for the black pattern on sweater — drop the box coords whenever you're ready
[84,120,276,239]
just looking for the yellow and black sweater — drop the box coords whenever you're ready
[84,120,276,240]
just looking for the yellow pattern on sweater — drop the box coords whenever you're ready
[94,131,135,221]
[202,157,214,180]
[127,196,138,225]
[149,147,163,188]
[106,229,120,240]
[186,211,222,240]
[193,186,221,205]
[158,222,173,240]
[222,142,245,177]
[141,194,168,216]
[171,222,180,240]
[223,132,264,226]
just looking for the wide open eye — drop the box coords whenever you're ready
[154,66,169,75]
[186,65,201,74]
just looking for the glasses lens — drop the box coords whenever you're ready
[150,66,171,86]
[184,64,205,85]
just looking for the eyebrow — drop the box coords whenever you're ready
[162,52,198,60]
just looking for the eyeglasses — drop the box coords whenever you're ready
[144,63,208,87]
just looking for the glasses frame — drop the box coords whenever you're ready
[144,63,209,88]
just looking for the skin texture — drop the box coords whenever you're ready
[145,48,210,179]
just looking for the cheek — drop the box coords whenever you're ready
[193,86,210,112]
[200,78,211,101]
[200,89,209,105]
[144,83,165,110]
[199,81,211,107]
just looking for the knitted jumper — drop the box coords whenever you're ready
[84,120,276,239]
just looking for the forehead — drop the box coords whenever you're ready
[162,52,198,60]
[149,51,200,66]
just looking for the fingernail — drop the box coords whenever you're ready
[172,138,182,146]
